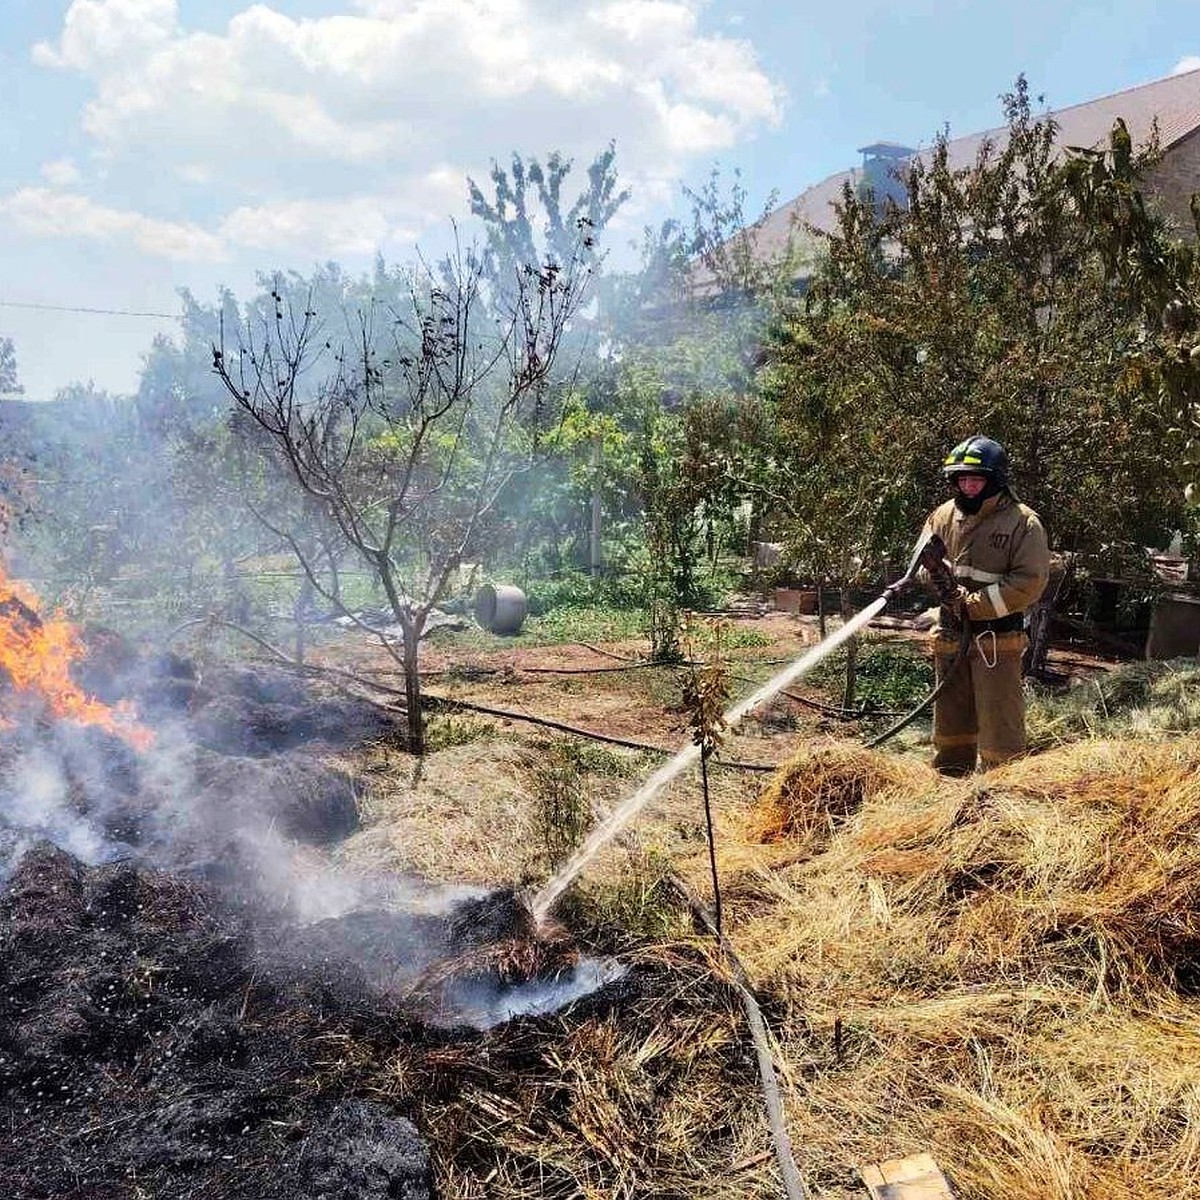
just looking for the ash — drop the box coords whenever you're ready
[0,631,625,1198]
[0,841,432,1200]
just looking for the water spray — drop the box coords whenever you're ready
[528,532,950,924]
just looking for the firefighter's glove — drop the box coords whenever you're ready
[917,537,961,608]
[937,586,970,634]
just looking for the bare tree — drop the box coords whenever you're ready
[213,233,595,753]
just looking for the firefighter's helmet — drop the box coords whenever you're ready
[942,435,1009,486]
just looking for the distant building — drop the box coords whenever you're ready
[722,67,1200,276]
[854,141,916,216]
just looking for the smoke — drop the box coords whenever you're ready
[0,638,618,1028]
[0,644,381,914]
[447,956,627,1030]
[1,742,111,872]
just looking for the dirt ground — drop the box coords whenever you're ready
[318,609,1123,899]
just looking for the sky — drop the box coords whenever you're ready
[0,0,1197,401]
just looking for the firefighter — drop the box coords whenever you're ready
[923,435,1050,775]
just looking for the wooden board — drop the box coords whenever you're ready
[860,1152,955,1199]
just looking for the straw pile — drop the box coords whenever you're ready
[701,734,1200,1198]
[746,741,931,849]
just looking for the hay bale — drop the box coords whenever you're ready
[748,742,932,847]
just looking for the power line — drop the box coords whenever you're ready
[0,299,182,320]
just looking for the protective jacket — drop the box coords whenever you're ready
[922,491,1050,643]
[921,490,1049,774]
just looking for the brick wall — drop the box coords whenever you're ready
[1147,127,1200,237]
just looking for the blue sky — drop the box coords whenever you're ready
[1,0,1197,400]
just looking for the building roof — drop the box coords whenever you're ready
[744,67,1200,261]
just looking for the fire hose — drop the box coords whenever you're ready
[864,530,971,749]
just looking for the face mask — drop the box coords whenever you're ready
[953,476,1002,514]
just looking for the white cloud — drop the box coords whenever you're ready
[1173,55,1200,75]
[9,0,786,347]
[40,159,83,186]
[11,0,784,400]
[220,196,412,257]
[32,0,177,70]
[32,0,784,227]
[0,188,225,261]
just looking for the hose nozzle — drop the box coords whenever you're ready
[883,530,956,606]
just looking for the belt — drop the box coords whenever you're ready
[939,608,1026,634]
[973,612,1026,633]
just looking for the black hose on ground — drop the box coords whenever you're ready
[864,619,971,749]
[667,874,810,1200]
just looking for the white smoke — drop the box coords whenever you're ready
[2,743,109,871]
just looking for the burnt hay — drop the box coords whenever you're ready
[0,844,434,1200]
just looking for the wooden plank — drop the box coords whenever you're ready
[861,1152,955,1199]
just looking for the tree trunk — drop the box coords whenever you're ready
[1023,600,1052,678]
[841,588,859,711]
[590,434,603,577]
[294,575,314,665]
[402,619,425,755]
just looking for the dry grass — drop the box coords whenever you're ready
[338,738,537,885]
[746,740,933,848]
[382,944,780,1200]
[328,636,1200,1197]
[674,734,1200,1198]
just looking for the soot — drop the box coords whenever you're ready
[0,630,625,1196]
[0,842,434,1200]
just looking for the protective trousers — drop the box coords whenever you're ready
[932,631,1027,776]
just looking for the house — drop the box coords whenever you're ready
[731,67,1200,271]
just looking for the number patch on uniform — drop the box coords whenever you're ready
[989,532,1010,550]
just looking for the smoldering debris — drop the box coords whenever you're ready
[0,626,631,1197]
[296,1100,431,1200]
[186,751,362,845]
[267,886,626,1031]
[0,631,379,879]
[0,842,630,1198]
[0,842,433,1200]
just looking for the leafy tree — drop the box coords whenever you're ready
[760,78,1192,642]
[1061,119,1200,515]
[469,145,628,292]
[0,335,32,539]
[569,169,801,651]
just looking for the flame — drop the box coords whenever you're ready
[0,562,153,751]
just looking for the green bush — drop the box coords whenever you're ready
[809,639,934,713]
[424,713,495,752]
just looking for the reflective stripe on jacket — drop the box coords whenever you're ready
[922,492,1050,623]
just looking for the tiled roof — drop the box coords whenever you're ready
[745,67,1200,257]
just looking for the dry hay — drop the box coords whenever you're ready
[383,943,782,1200]
[684,734,1200,1198]
[745,739,932,850]
[339,739,534,886]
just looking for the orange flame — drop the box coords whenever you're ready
[0,563,153,751]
